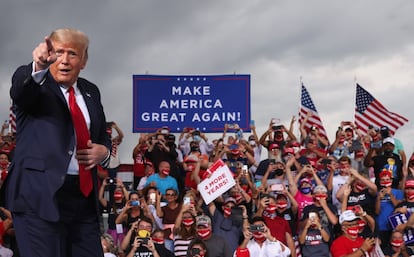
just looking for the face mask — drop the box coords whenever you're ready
[314,193,327,201]
[197,228,211,240]
[407,191,414,200]
[137,229,151,238]
[384,149,393,155]
[346,225,360,237]
[161,168,170,176]
[276,201,288,209]
[190,146,200,152]
[152,238,164,244]
[193,135,201,142]
[265,203,277,213]
[252,232,266,243]
[354,183,366,191]
[241,185,249,191]
[182,218,194,227]
[249,140,255,146]
[274,169,284,176]
[223,207,232,218]
[114,192,123,201]
[357,219,367,232]
[380,180,392,188]
[233,193,242,203]
[355,151,365,158]
[300,187,312,194]
[231,150,240,156]
[391,239,404,247]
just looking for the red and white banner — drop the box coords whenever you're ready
[197,159,235,204]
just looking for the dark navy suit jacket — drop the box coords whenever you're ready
[4,63,111,222]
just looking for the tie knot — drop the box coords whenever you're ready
[68,86,74,94]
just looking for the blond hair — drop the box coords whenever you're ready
[49,28,89,61]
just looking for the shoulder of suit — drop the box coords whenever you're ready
[77,77,98,88]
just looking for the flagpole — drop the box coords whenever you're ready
[352,77,358,130]
[297,76,303,140]
[8,99,12,134]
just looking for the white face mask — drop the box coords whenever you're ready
[249,140,255,146]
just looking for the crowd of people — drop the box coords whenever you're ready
[0,116,413,257]
[86,117,414,257]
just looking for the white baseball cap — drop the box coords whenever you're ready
[382,137,395,145]
[339,210,359,224]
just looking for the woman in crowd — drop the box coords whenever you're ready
[187,238,209,257]
[99,177,129,248]
[174,200,198,257]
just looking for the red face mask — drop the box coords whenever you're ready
[233,193,242,203]
[197,228,212,240]
[223,207,232,218]
[152,237,164,244]
[161,168,170,176]
[231,150,240,156]
[391,239,404,247]
[252,232,266,243]
[380,180,392,188]
[346,225,360,237]
[407,191,414,200]
[314,193,327,201]
[276,200,288,209]
[354,183,366,192]
[113,192,123,201]
[182,218,194,227]
[265,203,277,213]
[241,185,249,192]
[357,219,367,232]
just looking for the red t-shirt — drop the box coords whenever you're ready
[330,235,366,257]
[0,221,5,245]
[133,153,145,177]
[263,214,291,245]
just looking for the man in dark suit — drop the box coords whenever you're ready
[4,28,111,257]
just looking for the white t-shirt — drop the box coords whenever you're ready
[331,174,349,214]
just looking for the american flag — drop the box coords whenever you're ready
[298,83,329,140]
[9,101,16,134]
[355,84,408,135]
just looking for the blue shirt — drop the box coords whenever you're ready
[145,173,178,195]
[376,188,404,231]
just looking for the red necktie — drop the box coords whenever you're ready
[68,86,92,197]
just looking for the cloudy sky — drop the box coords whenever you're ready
[1,1,414,162]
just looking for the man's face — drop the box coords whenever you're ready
[49,40,87,87]
[165,189,178,202]
[383,142,395,153]
[342,221,360,239]
[138,220,152,233]
[339,161,350,173]
[158,162,170,177]
[145,165,154,176]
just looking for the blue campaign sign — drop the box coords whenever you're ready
[132,75,251,133]
[388,212,414,244]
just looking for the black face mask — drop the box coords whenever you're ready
[191,146,200,152]
[274,169,284,176]
[384,149,393,155]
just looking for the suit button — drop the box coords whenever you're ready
[68,150,73,155]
